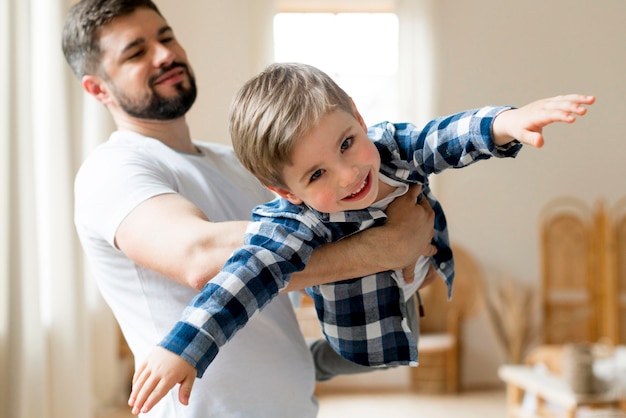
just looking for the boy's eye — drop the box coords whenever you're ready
[340,136,353,152]
[310,169,324,183]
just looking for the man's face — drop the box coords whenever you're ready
[96,8,196,120]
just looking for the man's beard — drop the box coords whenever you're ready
[115,63,197,120]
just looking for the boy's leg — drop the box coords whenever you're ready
[309,338,379,381]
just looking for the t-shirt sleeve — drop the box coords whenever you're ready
[74,146,176,248]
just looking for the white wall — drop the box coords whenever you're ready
[156,0,626,388]
[430,0,626,387]
[158,0,275,145]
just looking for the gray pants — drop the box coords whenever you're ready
[310,293,420,381]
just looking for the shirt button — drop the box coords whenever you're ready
[439,262,446,269]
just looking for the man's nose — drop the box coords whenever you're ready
[153,43,175,67]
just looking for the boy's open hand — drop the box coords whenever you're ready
[492,94,595,148]
[128,347,197,415]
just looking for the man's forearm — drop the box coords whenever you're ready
[285,185,436,291]
[285,231,385,291]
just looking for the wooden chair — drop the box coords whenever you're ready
[410,243,485,394]
[539,197,626,346]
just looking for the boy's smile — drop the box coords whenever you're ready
[342,171,373,202]
[270,107,383,214]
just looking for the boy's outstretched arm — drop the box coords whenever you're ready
[128,347,196,415]
[492,94,595,147]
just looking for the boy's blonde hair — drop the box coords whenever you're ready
[229,62,355,188]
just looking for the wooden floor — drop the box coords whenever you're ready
[98,388,508,418]
[317,388,507,418]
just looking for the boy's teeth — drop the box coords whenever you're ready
[349,178,367,197]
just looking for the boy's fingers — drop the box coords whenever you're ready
[130,375,160,415]
[522,131,544,148]
[141,381,172,414]
[132,363,146,385]
[178,378,194,406]
[134,377,173,415]
[129,368,150,406]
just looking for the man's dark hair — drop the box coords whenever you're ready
[62,0,162,78]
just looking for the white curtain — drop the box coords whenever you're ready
[0,0,123,417]
[396,0,435,125]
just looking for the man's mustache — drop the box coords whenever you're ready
[149,62,191,86]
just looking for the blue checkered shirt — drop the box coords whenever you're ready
[159,106,522,376]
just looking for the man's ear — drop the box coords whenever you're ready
[82,75,112,104]
[267,186,303,205]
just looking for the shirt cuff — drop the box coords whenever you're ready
[158,321,219,378]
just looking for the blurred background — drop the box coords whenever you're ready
[1,0,624,417]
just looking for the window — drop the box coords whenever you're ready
[273,12,399,125]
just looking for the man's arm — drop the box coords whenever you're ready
[115,193,249,290]
[115,186,435,291]
[286,184,436,290]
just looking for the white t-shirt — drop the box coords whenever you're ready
[75,131,318,418]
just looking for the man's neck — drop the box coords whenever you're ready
[113,113,198,154]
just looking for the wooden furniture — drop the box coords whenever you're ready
[540,198,626,345]
[499,364,624,418]
[410,243,484,394]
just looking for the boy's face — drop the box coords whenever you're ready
[269,107,381,213]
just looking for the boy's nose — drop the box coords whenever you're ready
[338,165,359,188]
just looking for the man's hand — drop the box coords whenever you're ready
[418,263,439,289]
[384,184,436,283]
[128,347,197,415]
[285,184,437,290]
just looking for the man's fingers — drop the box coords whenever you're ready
[417,199,435,241]
[418,264,439,289]
[408,184,423,200]
[402,262,416,283]
[423,244,437,257]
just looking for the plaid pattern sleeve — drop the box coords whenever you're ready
[158,200,330,377]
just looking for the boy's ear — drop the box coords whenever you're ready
[82,75,112,104]
[267,186,303,205]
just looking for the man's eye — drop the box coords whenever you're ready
[160,36,174,44]
[340,137,353,152]
[127,50,144,60]
[310,169,324,182]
